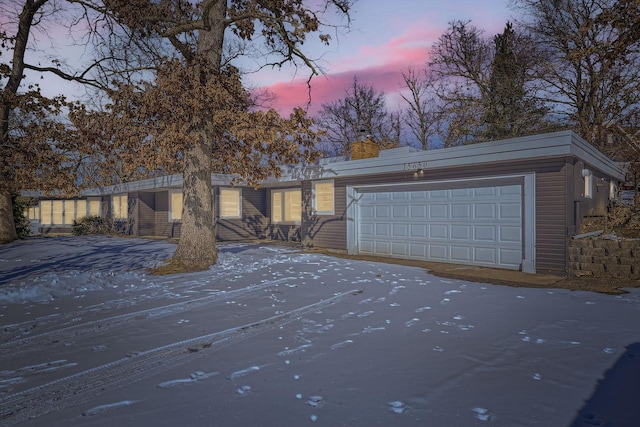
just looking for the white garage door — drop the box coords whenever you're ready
[357,185,523,270]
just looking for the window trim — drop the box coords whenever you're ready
[271,188,302,224]
[312,180,335,215]
[220,187,242,219]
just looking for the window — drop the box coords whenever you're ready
[112,194,128,219]
[272,189,301,223]
[40,201,52,225]
[25,206,40,221]
[220,188,241,218]
[76,200,87,220]
[313,181,334,215]
[169,190,183,221]
[609,181,616,200]
[39,200,91,225]
[88,199,101,217]
[583,169,593,198]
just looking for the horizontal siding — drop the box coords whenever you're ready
[138,192,156,236]
[153,191,178,238]
[301,181,347,249]
[304,157,571,273]
[535,168,568,274]
[216,187,267,241]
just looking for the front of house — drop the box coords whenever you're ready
[24,131,625,275]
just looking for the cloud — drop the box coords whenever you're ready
[259,23,440,116]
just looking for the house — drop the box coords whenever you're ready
[24,131,625,275]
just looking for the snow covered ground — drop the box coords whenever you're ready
[0,236,639,426]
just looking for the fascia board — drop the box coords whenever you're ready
[302,132,575,180]
[569,133,626,180]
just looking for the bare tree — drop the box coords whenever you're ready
[514,0,640,152]
[427,20,551,146]
[315,76,399,156]
[400,67,438,150]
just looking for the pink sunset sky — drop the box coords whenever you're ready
[8,0,514,115]
[248,0,515,116]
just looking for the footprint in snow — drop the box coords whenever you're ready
[388,400,409,414]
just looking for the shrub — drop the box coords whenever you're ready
[12,194,32,239]
[72,216,110,236]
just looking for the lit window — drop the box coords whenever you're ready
[272,192,282,223]
[583,170,593,198]
[272,189,301,223]
[112,194,128,219]
[609,181,616,200]
[76,200,87,220]
[169,190,183,221]
[313,181,334,215]
[220,188,241,218]
[88,199,101,217]
[25,206,40,221]
[53,200,64,225]
[40,201,52,225]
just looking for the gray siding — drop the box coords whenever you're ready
[216,187,267,241]
[303,157,572,274]
[301,180,347,249]
[138,192,156,237]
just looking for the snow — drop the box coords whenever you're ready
[1,236,639,426]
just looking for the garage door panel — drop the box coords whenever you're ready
[392,242,408,256]
[474,225,496,241]
[409,243,427,257]
[410,205,426,218]
[360,223,374,236]
[474,203,496,219]
[451,225,471,240]
[429,245,448,260]
[451,204,471,219]
[375,223,390,236]
[410,224,427,238]
[451,188,472,198]
[392,224,408,237]
[429,224,448,239]
[474,247,497,264]
[500,248,522,265]
[357,184,523,270]
[451,246,472,262]
[475,187,497,196]
[429,204,448,218]
[393,205,408,218]
[500,203,522,219]
[375,205,390,218]
[375,241,390,254]
[500,226,522,243]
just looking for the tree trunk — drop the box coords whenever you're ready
[0,191,17,244]
[170,0,226,269]
[171,135,217,267]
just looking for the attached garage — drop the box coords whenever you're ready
[346,175,537,272]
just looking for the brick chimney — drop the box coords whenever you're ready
[351,130,380,160]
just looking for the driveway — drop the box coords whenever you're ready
[1,236,639,426]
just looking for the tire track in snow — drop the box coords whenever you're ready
[0,277,295,359]
[0,289,361,425]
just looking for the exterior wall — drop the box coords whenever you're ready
[302,157,573,274]
[301,180,346,249]
[137,192,157,237]
[570,238,640,278]
[216,187,268,241]
[266,186,301,242]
